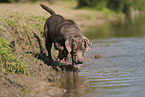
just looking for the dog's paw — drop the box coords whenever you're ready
[73,64,83,70]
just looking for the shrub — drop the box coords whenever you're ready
[77,0,145,14]
[0,0,19,3]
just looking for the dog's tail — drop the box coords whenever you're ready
[40,4,56,15]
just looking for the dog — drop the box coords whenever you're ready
[40,4,92,66]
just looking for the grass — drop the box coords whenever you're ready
[0,11,47,75]
[1,11,46,49]
[21,86,30,93]
[3,12,46,36]
[0,37,28,75]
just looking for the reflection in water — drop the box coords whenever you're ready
[60,71,91,97]
[84,14,145,39]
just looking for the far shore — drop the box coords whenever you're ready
[0,2,123,31]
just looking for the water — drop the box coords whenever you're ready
[80,38,145,97]
[60,15,145,97]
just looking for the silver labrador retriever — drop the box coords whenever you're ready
[40,4,92,66]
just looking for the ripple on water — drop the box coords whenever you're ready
[79,38,145,97]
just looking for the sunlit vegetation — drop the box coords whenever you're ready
[77,0,145,14]
[0,37,28,75]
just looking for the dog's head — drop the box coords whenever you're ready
[65,36,92,65]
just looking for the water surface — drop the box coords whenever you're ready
[81,38,145,97]
[60,15,145,97]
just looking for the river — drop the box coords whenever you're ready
[60,15,145,97]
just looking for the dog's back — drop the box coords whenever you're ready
[40,4,65,40]
[45,15,65,40]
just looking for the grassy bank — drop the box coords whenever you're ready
[0,3,65,96]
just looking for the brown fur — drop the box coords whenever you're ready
[40,4,92,66]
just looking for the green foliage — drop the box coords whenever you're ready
[77,0,145,14]
[0,0,19,3]
[77,0,107,9]
[0,37,28,75]
[0,0,59,3]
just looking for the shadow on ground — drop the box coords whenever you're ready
[30,32,78,72]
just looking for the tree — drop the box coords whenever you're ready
[77,0,145,14]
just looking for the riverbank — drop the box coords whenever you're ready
[0,2,123,97]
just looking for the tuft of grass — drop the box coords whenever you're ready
[1,11,47,53]
[21,86,30,93]
[0,37,28,75]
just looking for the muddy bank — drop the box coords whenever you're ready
[0,70,65,97]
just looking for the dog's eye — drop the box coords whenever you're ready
[81,45,85,50]
[73,45,77,50]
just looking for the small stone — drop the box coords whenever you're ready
[48,78,52,81]
[95,55,101,59]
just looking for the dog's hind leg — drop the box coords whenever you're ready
[46,37,53,63]
[44,24,53,63]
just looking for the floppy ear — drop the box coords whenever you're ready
[65,38,72,53]
[83,36,92,51]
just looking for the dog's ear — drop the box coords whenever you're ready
[83,36,92,51]
[65,38,72,53]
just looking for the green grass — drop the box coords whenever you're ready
[0,11,48,75]
[62,0,76,2]
[3,12,46,36]
[21,86,30,93]
[0,37,28,75]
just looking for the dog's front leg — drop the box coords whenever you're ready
[71,52,75,66]
[54,42,65,61]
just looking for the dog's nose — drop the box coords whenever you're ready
[78,60,82,64]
